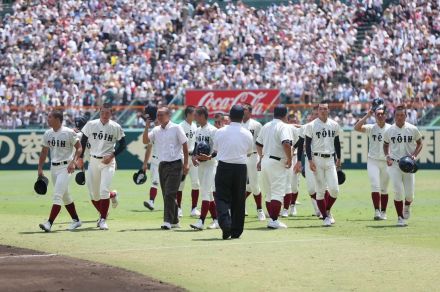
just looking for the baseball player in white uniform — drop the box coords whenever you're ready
[38,110,82,232]
[354,106,391,220]
[282,115,302,218]
[256,105,292,229]
[305,102,342,227]
[242,103,266,221]
[74,117,119,215]
[178,106,201,217]
[383,105,423,227]
[190,106,219,230]
[142,140,160,211]
[77,103,126,230]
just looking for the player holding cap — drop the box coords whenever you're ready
[178,106,201,217]
[242,103,265,221]
[354,104,391,220]
[256,104,292,229]
[383,105,423,227]
[190,106,219,230]
[38,110,82,232]
[305,102,342,227]
[77,103,126,230]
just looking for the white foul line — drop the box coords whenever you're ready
[0,253,57,260]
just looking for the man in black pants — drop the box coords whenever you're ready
[213,105,253,239]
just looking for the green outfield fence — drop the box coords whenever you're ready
[0,128,439,170]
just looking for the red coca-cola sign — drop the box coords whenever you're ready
[185,89,280,117]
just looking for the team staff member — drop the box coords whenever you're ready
[190,106,219,230]
[143,107,189,230]
[178,106,201,217]
[38,110,82,232]
[354,106,391,220]
[383,105,423,227]
[214,105,253,239]
[305,102,342,227]
[77,103,126,230]
[242,103,265,221]
[256,104,292,229]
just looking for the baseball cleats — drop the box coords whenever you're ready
[380,211,387,220]
[290,205,297,216]
[161,222,172,230]
[403,205,411,219]
[323,216,332,227]
[68,219,82,231]
[178,208,183,218]
[190,219,204,230]
[267,219,287,229]
[374,209,382,220]
[171,223,181,229]
[39,221,52,232]
[110,190,118,208]
[144,200,154,211]
[207,219,220,229]
[190,208,201,217]
[257,209,266,221]
[98,218,108,230]
[281,209,289,218]
[327,213,336,224]
[397,216,407,227]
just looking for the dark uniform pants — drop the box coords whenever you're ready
[214,161,247,238]
[159,160,182,224]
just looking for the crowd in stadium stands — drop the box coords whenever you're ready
[0,0,438,129]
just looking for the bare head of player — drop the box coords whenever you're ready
[47,110,63,130]
[157,106,171,127]
[242,103,252,122]
[375,107,386,127]
[317,103,329,122]
[394,105,407,128]
[307,105,319,122]
[100,103,113,125]
[195,106,209,126]
[184,106,196,124]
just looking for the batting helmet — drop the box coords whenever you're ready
[337,169,346,185]
[301,168,306,178]
[75,171,86,185]
[399,156,418,173]
[196,141,211,156]
[371,98,385,112]
[34,175,49,195]
[181,174,186,182]
[74,116,88,131]
[133,169,147,185]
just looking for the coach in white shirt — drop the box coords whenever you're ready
[143,107,190,230]
[213,105,253,240]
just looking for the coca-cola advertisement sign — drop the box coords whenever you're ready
[185,89,280,117]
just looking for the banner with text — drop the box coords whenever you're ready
[185,89,280,118]
[0,129,439,170]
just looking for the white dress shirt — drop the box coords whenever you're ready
[213,122,253,164]
[148,121,188,162]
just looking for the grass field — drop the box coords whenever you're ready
[0,170,439,291]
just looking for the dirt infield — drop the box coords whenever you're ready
[0,245,183,292]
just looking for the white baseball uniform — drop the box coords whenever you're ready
[81,119,125,200]
[256,119,291,203]
[43,127,79,205]
[383,122,422,202]
[194,123,217,201]
[286,125,300,194]
[305,118,341,200]
[179,120,200,191]
[149,142,160,188]
[363,123,391,193]
[299,124,317,195]
[242,118,262,195]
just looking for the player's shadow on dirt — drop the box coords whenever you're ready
[129,209,161,213]
[19,227,101,235]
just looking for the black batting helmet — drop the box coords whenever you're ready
[399,156,418,173]
[337,169,346,185]
[371,98,385,112]
[74,116,88,131]
[196,141,211,156]
[75,171,86,185]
